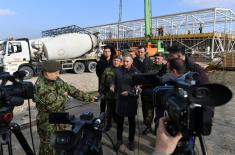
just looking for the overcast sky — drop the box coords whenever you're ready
[0,0,235,39]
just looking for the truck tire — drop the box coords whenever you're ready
[73,62,85,74]
[19,66,34,79]
[86,61,97,73]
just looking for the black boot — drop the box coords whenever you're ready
[114,139,123,151]
[128,141,135,151]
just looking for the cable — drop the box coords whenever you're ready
[136,95,141,155]
[27,99,36,155]
[103,132,119,155]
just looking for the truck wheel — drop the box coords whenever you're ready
[19,66,34,79]
[86,61,97,73]
[73,62,85,74]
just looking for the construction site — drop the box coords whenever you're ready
[86,7,235,68]
[0,1,235,155]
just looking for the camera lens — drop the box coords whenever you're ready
[194,87,209,99]
[56,136,70,145]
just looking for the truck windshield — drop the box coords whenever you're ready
[0,43,2,51]
[6,42,22,55]
[0,42,6,55]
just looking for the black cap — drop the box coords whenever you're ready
[167,45,185,55]
[42,60,61,72]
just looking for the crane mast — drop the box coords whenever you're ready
[144,0,152,42]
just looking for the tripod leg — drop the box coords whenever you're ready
[1,144,3,155]
[7,133,13,155]
[7,142,12,155]
[199,135,208,155]
[10,123,35,155]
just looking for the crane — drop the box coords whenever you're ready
[144,0,164,56]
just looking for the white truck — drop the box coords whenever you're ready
[0,31,101,79]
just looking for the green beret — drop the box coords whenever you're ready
[42,60,61,72]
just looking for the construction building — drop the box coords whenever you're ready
[86,8,235,61]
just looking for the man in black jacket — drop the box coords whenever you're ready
[111,55,139,151]
[133,46,155,135]
[96,46,115,112]
[167,45,209,85]
[167,46,214,141]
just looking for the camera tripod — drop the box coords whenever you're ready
[173,134,208,155]
[0,123,34,155]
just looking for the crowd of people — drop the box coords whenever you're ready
[95,45,213,153]
[33,44,212,155]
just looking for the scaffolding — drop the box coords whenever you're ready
[42,25,91,37]
[85,8,235,60]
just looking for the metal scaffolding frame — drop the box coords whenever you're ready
[85,8,235,59]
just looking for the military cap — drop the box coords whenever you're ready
[112,55,122,60]
[42,60,61,72]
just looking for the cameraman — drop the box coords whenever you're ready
[152,117,182,155]
[167,45,209,85]
[155,58,186,131]
[167,45,214,135]
[33,60,95,155]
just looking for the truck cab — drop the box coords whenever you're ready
[1,39,33,78]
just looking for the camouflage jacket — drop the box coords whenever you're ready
[100,67,117,99]
[151,64,164,73]
[33,76,91,115]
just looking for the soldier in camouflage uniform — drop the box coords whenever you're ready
[33,60,93,155]
[151,54,167,75]
[100,56,122,131]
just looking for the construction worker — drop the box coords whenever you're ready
[34,60,95,155]
[133,46,154,135]
[100,55,122,131]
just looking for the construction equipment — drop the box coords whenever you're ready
[144,0,164,56]
[0,26,102,79]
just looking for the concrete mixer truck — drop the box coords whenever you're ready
[0,31,102,79]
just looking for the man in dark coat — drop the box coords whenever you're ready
[133,46,155,135]
[110,55,139,151]
[96,46,115,113]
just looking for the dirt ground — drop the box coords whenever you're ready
[4,71,235,155]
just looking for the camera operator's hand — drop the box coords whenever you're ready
[121,91,129,96]
[154,117,182,155]
[91,96,98,102]
[110,85,115,93]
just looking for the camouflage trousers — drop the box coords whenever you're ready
[37,118,66,155]
[141,95,154,127]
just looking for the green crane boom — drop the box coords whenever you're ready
[144,0,152,42]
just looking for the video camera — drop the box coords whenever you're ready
[153,72,232,136]
[133,71,232,154]
[0,71,35,155]
[0,71,34,130]
[49,112,106,155]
